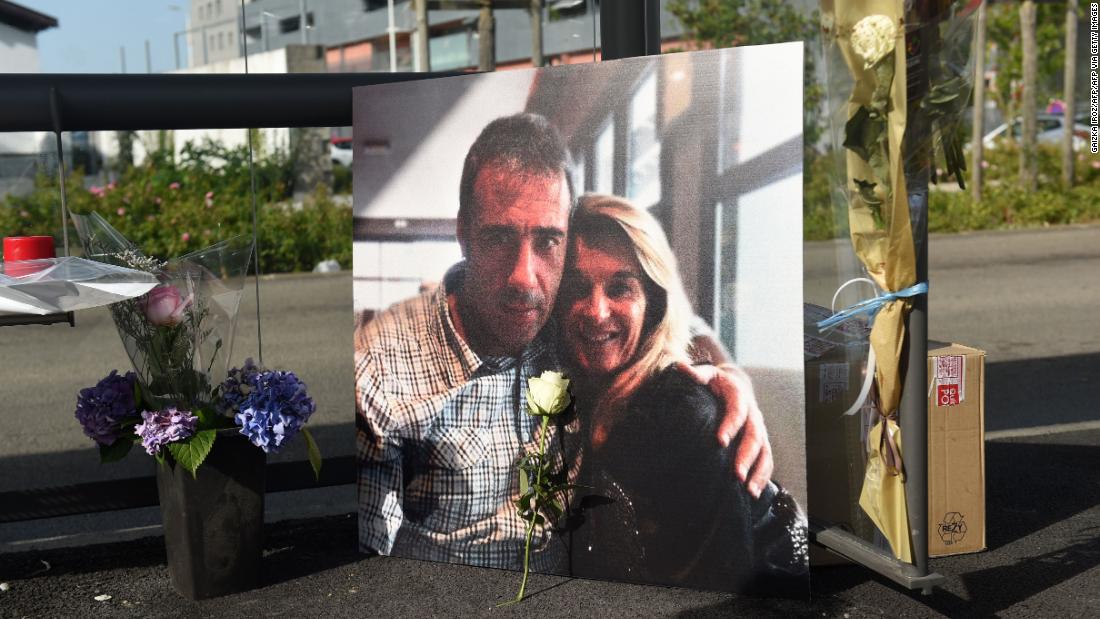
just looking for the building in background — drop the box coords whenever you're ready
[0,0,56,72]
[182,0,687,74]
[187,0,247,66]
[0,0,58,196]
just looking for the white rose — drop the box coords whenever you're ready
[525,371,571,417]
[850,14,897,70]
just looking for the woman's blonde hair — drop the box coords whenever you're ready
[564,194,694,418]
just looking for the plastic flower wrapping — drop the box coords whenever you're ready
[70,213,321,478]
[72,212,252,410]
[819,0,980,564]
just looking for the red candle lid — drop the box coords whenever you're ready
[3,236,56,262]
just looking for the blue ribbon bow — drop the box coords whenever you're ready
[815,282,928,332]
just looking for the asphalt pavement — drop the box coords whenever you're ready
[1,427,1096,617]
[1,224,1098,616]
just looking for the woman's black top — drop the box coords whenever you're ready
[568,367,807,593]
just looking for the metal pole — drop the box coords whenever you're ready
[477,0,495,71]
[299,0,308,45]
[145,40,152,73]
[415,0,430,72]
[238,7,246,57]
[599,0,660,60]
[0,73,463,132]
[49,87,70,259]
[387,0,398,73]
[242,22,263,368]
[174,32,181,70]
[119,46,126,73]
[530,0,543,68]
[203,25,210,63]
[900,4,934,593]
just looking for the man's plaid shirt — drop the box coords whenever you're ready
[355,266,570,572]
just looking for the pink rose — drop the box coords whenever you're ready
[117,207,126,216]
[169,182,181,190]
[144,285,193,327]
[181,232,191,242]
[205,191,214,199]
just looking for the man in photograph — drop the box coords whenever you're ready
[355,113,773,571]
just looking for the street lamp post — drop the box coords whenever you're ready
[387,0,398,73]
[262,12,275,52]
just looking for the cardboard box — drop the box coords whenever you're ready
[804,305,879,565]
[805,304,987,562]
[927,342,987,557]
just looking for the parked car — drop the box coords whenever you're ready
[982,113,1089,151]
[330,137,353,166]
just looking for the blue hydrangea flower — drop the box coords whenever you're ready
[75,370,137,446]
[134,407,197,455]
[217,358,262,416]
[233,370,315,453]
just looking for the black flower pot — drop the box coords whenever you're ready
[155,430,266,600]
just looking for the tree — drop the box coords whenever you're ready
[985,1,1066,145]
[1020,0,1037,191]
[667,0,824,148]
[1062,0,1078,188]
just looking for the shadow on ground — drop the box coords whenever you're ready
[986,352,1100,432]
[795,435,1100,618]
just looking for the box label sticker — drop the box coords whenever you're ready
[934,354,965,407]
[819,363,849,404]
[936,383,960,407]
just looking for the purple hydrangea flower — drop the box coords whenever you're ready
[134,407,198,455]
[233,370,315,453]
[217,358,262,416]
[75,370,137,446]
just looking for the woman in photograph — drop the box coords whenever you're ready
[557,194,807,593]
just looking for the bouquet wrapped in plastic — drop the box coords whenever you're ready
[817,0,979,562]
[72,212,252,410]
[71,212,321,477]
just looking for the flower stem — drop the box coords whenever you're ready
[502,414,552,607]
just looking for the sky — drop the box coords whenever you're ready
[27,0,190,74]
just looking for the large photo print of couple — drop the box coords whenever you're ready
[351,45,809,596]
